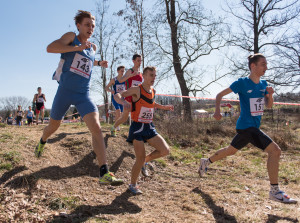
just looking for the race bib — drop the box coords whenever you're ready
[250,97,264,116]
[37,97,44,103]
[138,107,154,123]
[132,80,142,87]
[116,84,126,93]
[27,112,33,118]
[70,53,92,79]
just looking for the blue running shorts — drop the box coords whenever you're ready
[50,86,98,120]
[127,121,158,143]
[112,95,123,112]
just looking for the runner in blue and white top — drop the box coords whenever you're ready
[105,65,126,130]
[198,54,297,204]
[25,106,34,126]
[34,10,123,186]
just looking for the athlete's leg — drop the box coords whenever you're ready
[114,108,130,128]
[41,108,45,122]
[145,134,170,163]
[264,142,281,184]
[131,139,146,184]
[83,112,107,166]
[209,145,238,163]
[35,109,40,125]
[115,109,121,122]
[41,118,61,141]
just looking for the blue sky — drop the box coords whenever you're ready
[0,0,226,109]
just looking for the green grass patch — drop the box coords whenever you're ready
[48,196,80,210]
[154,159,167,167]
[0,123,6,128]
[0,133,13,142]
[0,162,12,170]
[2,151,21,164]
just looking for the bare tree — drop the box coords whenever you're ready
[117,0,151,68]
[224,0,300,89]
[92,0,126,122]
[151,0,227,121]
[0,96,31,113]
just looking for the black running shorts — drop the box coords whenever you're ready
[231,127,273,150]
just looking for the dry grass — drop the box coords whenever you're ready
[0,116,299,222]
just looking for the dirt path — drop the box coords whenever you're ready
[0,123,299,222]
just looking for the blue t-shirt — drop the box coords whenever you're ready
[230,77,268,129]
[52,34,96,93]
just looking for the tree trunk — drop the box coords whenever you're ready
[253,0,259,53]
[165,0,192,122]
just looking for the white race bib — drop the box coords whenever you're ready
[116,84,126,93]
[250,97,264,116]
[138,107,154,123]
[37,97,44,103]
[132,80,142,87]
[70,53,92,79]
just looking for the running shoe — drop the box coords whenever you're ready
[116,126,120,131]
[99,172,123,186]
[129,184,143,195]
[141,162,154,177]
[269,190,298,204]
[111,126,116,137]
[34,142,46,158]
[198,158,208,177]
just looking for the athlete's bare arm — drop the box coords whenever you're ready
[118,69,136,83]
[154,103,174,111]
[265,86,274,109]
[213,88,233,120]
[47,32,88,53]
[114,87,140,110]
[105,79,116,94]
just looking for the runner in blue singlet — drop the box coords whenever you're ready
[105,65,126,130]
[25,106,34,126]
[34,10,123,186]
[198,54,297,204]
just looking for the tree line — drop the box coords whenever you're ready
[90,0,300,121]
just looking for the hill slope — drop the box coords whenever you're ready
[0,123,299,222]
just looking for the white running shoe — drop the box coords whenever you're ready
[269,190,297,204]
[198,158,208,177]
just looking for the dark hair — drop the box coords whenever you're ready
[117,65,125,71]
[74,10,95,25]
[143,66,156,75]
[132,54,142,61]
[37,87,41,90]
[248,53,265,70]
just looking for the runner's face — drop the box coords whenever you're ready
[77,18,95,38]
[133,57,142,68]
[252,58,268,76]
[118,68,125,75]
[144,70,156,86]
[38,89,42,94]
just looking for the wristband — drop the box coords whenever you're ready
[98,60,101,66]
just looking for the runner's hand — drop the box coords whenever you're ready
[165,105,174,111]
[266,86,274,95]
[213,112,222,120]
[99,60,108,68]
[78,41,92,51]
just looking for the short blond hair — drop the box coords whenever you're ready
[143,66,156,75]
[74,10,95,25]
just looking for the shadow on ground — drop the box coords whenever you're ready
[192,187,238,223]
[48,190,142,223]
